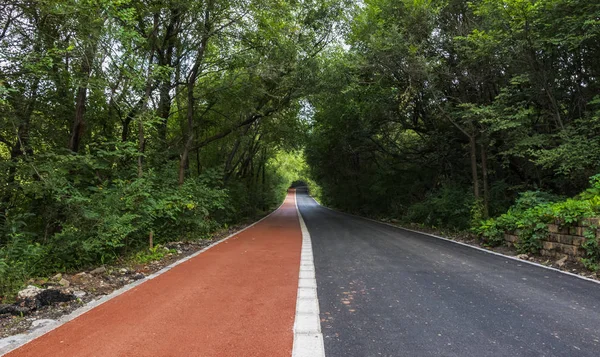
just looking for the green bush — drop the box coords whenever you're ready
[405,184,474,230]
[133,245,176,264]
[0,146,233,298]
[512,191,562,212]
[0,216,44,298]
[46,171,228,269]
[0,143,297,299]
[476,175,600,256]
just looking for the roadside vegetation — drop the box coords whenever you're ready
[304,0,600,267]
[476,176,600,266]
[3,0,600,300]
[0,0,341,299]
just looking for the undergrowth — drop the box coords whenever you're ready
[475,175,600,260]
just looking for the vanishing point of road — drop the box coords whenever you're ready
[3,189,600,356]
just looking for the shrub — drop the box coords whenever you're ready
[0,147,231,297]
[476,175,600,255]
[405,184,474,230]
[0,216,44,299]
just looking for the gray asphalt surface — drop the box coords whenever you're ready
[296,189,600,357]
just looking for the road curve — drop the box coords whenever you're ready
[296,189,600,357]
[5,191,302,357]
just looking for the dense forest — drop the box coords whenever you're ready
[306,0,600,244]
[2,0,600,296]
[0,0,342,296]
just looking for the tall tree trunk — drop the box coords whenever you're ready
[261,148,267,210]
[469,134,480,199]
[157,8,181,144]
[158,81,172,143]
[137,117,145,177]
[179,4,212,185]
[137,18,159,178]
[1,79,39,222]
[179,78,197,185]
[68,25,102,153]
[224,125,252,182]
[122,99,142,142]
[69,86,88,152]
[480,141,489,218]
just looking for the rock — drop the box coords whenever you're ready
[176,250,182,255]
[51,273,62,281]
[516,254,529,260]
[0,304,14,315]
[35,289,75,307]
[42,281,58,288]
[30,319,57,330]
[555,255,568,268]
[70,272,91,284]
[131,273,145,280]
[58,278,70,287]
[165,242,184,249]
[119,268,129,274]
[73,291,86,299]
[18,285,43,300]
[0,304,30,316]
[90,266,106,275]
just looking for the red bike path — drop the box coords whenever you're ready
[6,191,302,357]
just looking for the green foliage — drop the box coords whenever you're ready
[579,258,599,273]
[0,145,234,296]
[0,216,44,298]
[306,0,600,237]
[133,245,176,265]
[477,176,600,256]
[0,0,347,298]
[474,218,506,247]
[512,191,562,212]
[404,184,474,230]
[581,225,600,265]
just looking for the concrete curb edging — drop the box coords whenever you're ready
[308,195,600,286]
[292,191,325,357]
[0,200,287,356]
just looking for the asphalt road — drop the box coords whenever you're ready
[296,189,600,357]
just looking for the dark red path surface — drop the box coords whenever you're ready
[7,191,302,357]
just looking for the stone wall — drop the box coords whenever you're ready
[504,218,600,259]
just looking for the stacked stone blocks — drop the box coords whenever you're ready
[504,218,600,259]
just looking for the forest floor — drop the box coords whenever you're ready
[0,216,266,339]
[380,219,599,282]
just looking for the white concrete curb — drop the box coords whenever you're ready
[308,195,600,286]
[292,191,325,357]
[0,200,287,356]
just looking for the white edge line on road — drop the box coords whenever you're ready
[308,195,600,286]
[292,191,325,357]
[0,199,288,356]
